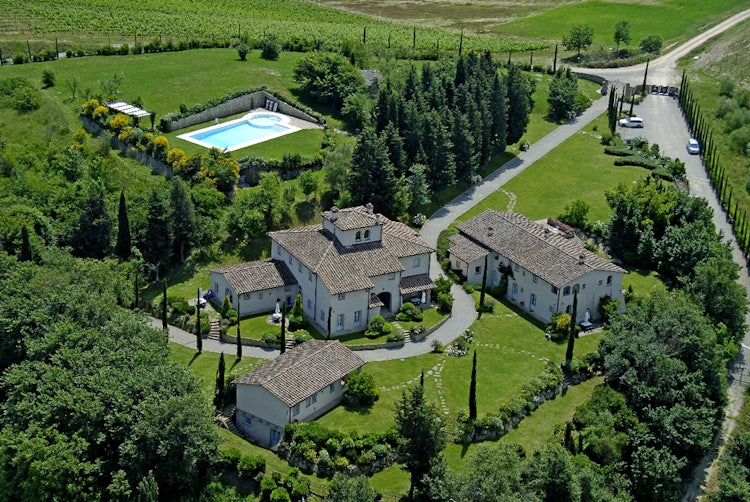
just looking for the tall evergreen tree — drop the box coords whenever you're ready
[506,64,534,145]
[170,179,195,263]
[162,280,168,331]
[479,254,488,310]
[394,384,447,500]
[327,305,332,340]
[196,289,202,354]
[215,352,225,406]
[348,128,397,216]
[236,301,242,360]
[142,188,173,280]
[406,163,431,215]
[422,110,455,190]
[452,109,477,181]
[469,349,477,420]
[381,123,407,178]
[566,291,578,362]
[115,190,131,260]
[401,100,425,166]
[72,181,113,259]
[19,226,32,262]
[490,74,508,153]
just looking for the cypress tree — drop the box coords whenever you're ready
[20,225,32,262]
[215,352,225,407]
[641,59,649,96]
[553,44,558,73]
[115,190,131,260]
[162,280,168,331]
[327,305,332,340]
[280,302,287,354]
[566,291,578,362]
[236,301,242,360]
[420,369,424,387]
[469,349,477,420]
[196,288,202,353]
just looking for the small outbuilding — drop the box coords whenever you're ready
[234,340,365,448]
[210,259,298,315]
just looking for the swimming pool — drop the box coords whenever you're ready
[177,111,300,152]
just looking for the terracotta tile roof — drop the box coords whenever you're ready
[447,233,488,264]
[322,206,379,230]
[269,208,434,295]
[234,340,365,406]
[211,259,297,294]
[455,210,625,287]
[399,274,436,295]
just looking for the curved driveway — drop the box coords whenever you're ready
[164,8,750,366]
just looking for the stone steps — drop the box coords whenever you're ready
[208,319,221,340]
[392,321,410,343]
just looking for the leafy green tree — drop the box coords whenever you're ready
[41,69,56,88]
[170,179,195,263]
[115,190,132,260]
[236,41,249,61]
[640,35,663,54]
[226,189,267,243]
[547,68,580,122]
[298,170,318,202]
[559,199,590,228]
[613,21,631,51]
[344,370,379,407]
[448,443,524,500]
[72,181,113,259]
[521,442,581,502]
[562,24,594,58]
[294,52,364,109]
[136,471,159,502]
[341,91,372,131]
[394,384,447,500]
[348,128,397,216]
[324,143,353,199]
[260,33,280,60]
[327,473,376,502]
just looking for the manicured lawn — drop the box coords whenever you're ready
[168,342,264,400]
[622,266,667,296]
[443,376,604,471]
[455,114,649,226]
[370,464,410,502]
[317,293,600,435]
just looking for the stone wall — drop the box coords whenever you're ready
[167,90,320,131]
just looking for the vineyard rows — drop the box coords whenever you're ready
[0,0,544,54]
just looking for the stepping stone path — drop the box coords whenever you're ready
[498,188,517,212]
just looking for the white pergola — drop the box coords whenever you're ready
[106,101,151,118]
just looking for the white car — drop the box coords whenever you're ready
[687,138,700,155]
[618,116,644,128]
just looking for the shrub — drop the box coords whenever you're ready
[291,481,309,500]
[480,298,495,313]
[226,308,238,325]
[387,331,405,343]
[260,34,281,60]
[293,330,312,344]
[334,456,350,471]
[344,371,379,406]
[238,454,266,479]
[11,87,41,112]
[261,476,277,498]
[598,295,619,324]
[357,449,377,468]
[434,275,452,295]
[270,487,291,502]
[220,448,241,469]
[262,332,280,345]
[437,292,453,313]
[365,315,390,338]
[41,70,55,88]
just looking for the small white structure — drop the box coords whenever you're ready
[234,340,365,447]
[448,210,625,325]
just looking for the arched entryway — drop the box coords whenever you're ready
[377,292,393,316]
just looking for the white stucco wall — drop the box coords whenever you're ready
[211,271,298,316]
[399,252,431,278]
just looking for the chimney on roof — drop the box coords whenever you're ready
[578,253,585,265]
[375,213,381,224]
[330,206,339,222]
[487,226,494,237]
[365,202,374,214]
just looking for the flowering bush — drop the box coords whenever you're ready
[412,212,427,226]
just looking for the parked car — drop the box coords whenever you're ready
[687,138,700,155]
[618,116,644,128]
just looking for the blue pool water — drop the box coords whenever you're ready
[191,120,288,150]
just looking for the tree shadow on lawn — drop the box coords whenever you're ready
[220,235,271,263]
[343,403,375,417]
[188,351,201,366]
